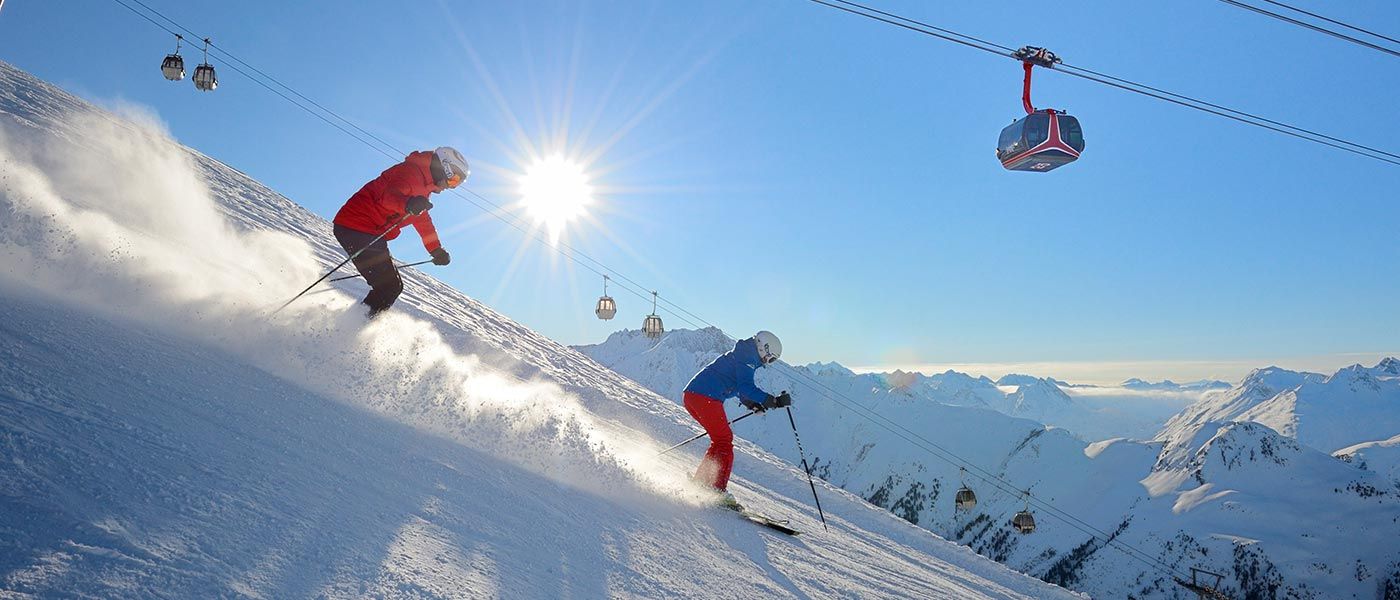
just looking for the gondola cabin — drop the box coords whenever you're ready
[997,110,1084,172]
[643,314,664,339]
[161,53,185,81]
[193,62,218,92]
[161,35,185,81]
[955,487,977,510]
[595,296,617,320]
[642,291,664,339]
[192,38,217,92]
[1012,510,1037,533]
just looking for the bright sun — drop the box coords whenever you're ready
[518,156,593,238]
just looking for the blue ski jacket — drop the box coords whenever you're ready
[684,338,770,405]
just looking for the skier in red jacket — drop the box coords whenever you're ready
[333,147,470,317]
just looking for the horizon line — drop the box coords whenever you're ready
[840,352,1400,387]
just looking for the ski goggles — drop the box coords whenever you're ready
[442,164,467,189]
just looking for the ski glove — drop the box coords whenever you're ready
[762,391,792,411]
[431,247,451,266]
[406,195,433,215]
[741,399,765,413]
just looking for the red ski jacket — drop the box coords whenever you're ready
[333,151,443,253]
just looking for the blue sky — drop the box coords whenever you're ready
[3,0,1397,383]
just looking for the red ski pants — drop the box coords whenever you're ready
[683,391,734,492]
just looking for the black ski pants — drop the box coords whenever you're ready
[333,224,403,316]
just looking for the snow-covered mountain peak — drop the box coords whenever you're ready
[882,368,922,390]
[1191,421,1303,474]
[1160,360,1400,459]
[1122,378,1230,392]
[1373,356,1400,377]
[929,369,997,389]
[1009,378,1075,407]
[1323,363,1383,392]
[1000,377,1084,426]
[803,361,857,377]
[997,373,1039,386]
[1238,365,1320,397]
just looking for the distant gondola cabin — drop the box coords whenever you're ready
[1012,510,1036,534]
[955,487,977,510]
[193,62,217,91]
[595,296,616,320]
[643,314,664,339]
[161,54,185,81]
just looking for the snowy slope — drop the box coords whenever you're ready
[575,328,1400,598]
[0,61,1079,599]
[1336,434,1400,494]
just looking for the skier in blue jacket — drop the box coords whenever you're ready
[682,330,791,509]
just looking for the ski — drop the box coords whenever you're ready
[732,508,801,535]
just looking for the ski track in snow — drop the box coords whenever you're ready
[0,61,1078,598]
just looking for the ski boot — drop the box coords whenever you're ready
[716,491,743,512]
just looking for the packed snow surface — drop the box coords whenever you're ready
[0,61,1082,598]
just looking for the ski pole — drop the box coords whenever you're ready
[328,259,434,282]
[658,409,759,456]
[273,215,410,315]
[786,406,828,532]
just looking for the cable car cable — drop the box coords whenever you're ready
[106,1,1210,582]
[123,0,405,155]
[1051,65,1400,165]
[111,0,403,161]
[1215,0,1400,59]
[803,0,1400,167]
[808,0,1013,59]
[1253,0,1400,46]
[1051,61,1400,163]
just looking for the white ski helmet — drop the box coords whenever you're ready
[753,330,782,364]
[434,146,471,189]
